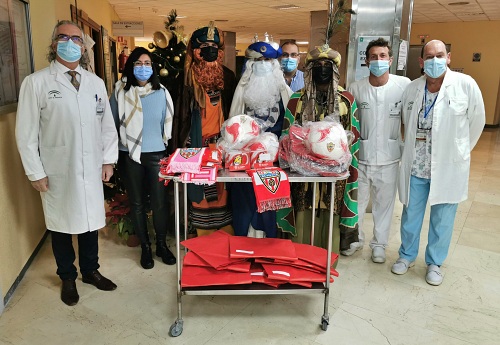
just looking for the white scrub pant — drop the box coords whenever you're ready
[357,162,399,249]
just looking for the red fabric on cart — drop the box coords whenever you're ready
[254,243,340,277]
[249,263,283,288]
[183,251,251,272]
[272,258,339,277]
[181,266,252,287]
[183,251,211,267]
[261,263,334,283]
[181,230,246,269]
[292,243,339,270]
[229,236,298,261]
[289,281,313,288]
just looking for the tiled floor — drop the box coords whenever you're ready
[1,128,499,345]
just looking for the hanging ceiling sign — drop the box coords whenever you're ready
[112,21,144,37]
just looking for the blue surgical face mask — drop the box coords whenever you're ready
[57,40,82,63]
[253,60,273,76]
[133,65,153,82]
[281,58,298,73]
[423,57,447,79]
[368,59,390,77]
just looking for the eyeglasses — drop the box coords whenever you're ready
[281,53,299,58]
[133,61,152,67]
[56,34,84,45]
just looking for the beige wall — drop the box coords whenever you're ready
[411,21,500,125]
[1,0,120,302]
[31,0,121,71]
[0,111,46,301]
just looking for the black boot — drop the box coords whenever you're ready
[156,241,176,265]
[140,243,154,269]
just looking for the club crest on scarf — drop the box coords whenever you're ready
[257,170,281,194]
[179,147,202,159]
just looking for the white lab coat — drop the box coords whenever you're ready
[16,61,118,234]
[398,69,485,206]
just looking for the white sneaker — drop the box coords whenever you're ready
[371,247,386,263]
[340,242,362,256]
[391,258,415,275]
[426,264,443,286]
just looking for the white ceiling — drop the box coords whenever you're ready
[106,0,500,44]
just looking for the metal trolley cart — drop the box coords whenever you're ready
[166,170,346,337]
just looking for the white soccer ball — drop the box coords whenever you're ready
[244,132,279,162]
[306,122,349,161]
[223,115,261,149]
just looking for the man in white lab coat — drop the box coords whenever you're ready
[345,38,410,263]
[391,40,485,286]
[16,21,119,305]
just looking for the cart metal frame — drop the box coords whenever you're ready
[166,170,345,337]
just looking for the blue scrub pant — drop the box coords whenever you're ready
[399,175,458,266]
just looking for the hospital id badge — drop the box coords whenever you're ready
[96,98,105,115]
[416,129,427,140]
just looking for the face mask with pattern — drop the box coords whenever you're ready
[133,66,153,82]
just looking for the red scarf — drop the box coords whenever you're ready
[247,168,291,213]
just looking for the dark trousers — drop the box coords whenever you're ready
[229,182,277,238]
[118,150,169,245]
[51,230,99,281]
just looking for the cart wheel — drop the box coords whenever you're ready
[321,320,328,331]
[169,321,183,337]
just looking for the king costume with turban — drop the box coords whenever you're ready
[278,44,360,254]
[173,23,237,233]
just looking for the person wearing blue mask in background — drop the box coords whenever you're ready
[392,40,485,286]
[344,38,410,263]
[16,21,119,306]
[110,47,176,269]
[280,41,304,92]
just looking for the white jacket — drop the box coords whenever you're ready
[349,74,411,165]
[16,61,118,234]
[398,69,485,206]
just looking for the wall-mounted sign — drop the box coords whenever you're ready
[112,21,144,37]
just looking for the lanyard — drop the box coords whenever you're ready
[424,83,438,119]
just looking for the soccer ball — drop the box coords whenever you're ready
[223,115,261,149]
[306,122,349,161]
[244,132,279,162]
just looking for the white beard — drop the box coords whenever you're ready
[243,73,280,111]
